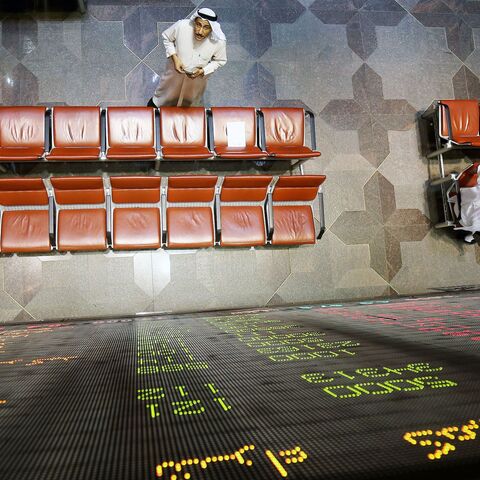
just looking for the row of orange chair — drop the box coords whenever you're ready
[0,175,326,253]
[0,106,320,163]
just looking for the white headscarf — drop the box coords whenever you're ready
[189,8,226,42]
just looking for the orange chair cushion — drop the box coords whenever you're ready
[0,107,45,149]
[57,208,107,251]
[262,107,305,146]
[162,145,212,159]
[113,208,160,250]
[1,210,50,253]
[215,145,265,159]
[106,146,156,159]
[0,178,48,206]
[52,107,101,147]
[266,145,320,159]
[0,147,45,160]
[271,205,315,245]
[167,207,214,248]
[211,107,257,148]
[47,147,101,160]
[440,100,480,140]
[160,107,206,147]
[220,206,265,247]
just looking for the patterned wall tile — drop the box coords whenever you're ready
[452,65,480,99]
[125,62,160,105]
[1,63,38,105]
[321,64,416,168]
[3,256,43,307]
[392,231,480,293]
[309,0,407,60]
[22,16,138,104]
[261,11,363,113]
[410,0,480,61]
[1,14,37,60]
[367,15,461,110]
[331,172,431,282]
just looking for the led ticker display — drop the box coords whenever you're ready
[316,296,480,342]
[1,293,480,480]
[301,362,458,398]
[207,315,360,361]
[155,444,308,479]
[403,419,479,460]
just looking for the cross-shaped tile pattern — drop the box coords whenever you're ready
[452,65,480,100]
[320,63,416,168]
[331,172,431,282]
[410,0,480,61]
[309,0,407,60]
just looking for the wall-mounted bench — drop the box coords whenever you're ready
[0,106,320,172]
[0,174,326,254]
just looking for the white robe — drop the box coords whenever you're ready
[451,165,480,242]
[153,19,227,107]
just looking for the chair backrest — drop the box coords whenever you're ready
[160,107,206,147]
[110,176,161,204]
[107,107,155,148]
[272,175,326,202]
[261,108,305,147]
[167,176,217,203]
[52,106,101,148]
[220,176,272,202]
[0,107,45,148]
[210,107,257,148]
[0,178,48,206]
[50,177,105,204]
[440,100,480,139]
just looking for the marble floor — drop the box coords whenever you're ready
[1,0,480,322]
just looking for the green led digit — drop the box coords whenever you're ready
[406,363,443,373]
[172,400,205,416]
[382,379,424,391]
[411,376,458,389]
[301,373,334,384]
[356,368,389,378]
[354,382,394,395]
[323,385,361,398]
[213,397,232,411]
[137,387,165,401]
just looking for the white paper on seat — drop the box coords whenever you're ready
[226,121,246,147]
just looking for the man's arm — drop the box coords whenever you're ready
[162,21,185,74]
[162,22,179,58]
[203,41,227,76]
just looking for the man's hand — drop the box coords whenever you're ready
[171,54,185,74]
[187,67,204,79]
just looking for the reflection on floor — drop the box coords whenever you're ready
[1,291,480,479]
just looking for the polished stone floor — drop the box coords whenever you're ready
[1,0,480,322]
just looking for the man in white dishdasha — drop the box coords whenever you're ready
[148,7,227,107]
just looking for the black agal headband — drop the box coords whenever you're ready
[197,9,217,22]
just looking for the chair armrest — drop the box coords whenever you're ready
[206,109,214,152]
[305,110,317,151]
[44,108,51,155]
[440,102,453,141]
[103,178,112,247]
[154,108,161,159]
[100,108,107,159]
[161,188,167,245]
[257,109,266,151]
[214,191,221,244]
[317,191,326,240]
[265,191,274,241]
